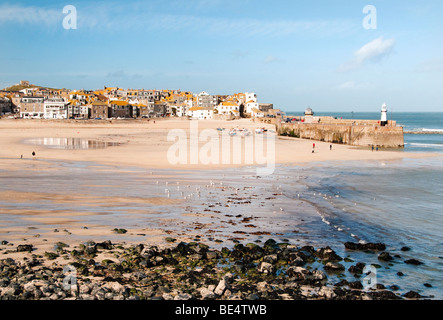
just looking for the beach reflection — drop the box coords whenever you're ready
[24,138,120,150]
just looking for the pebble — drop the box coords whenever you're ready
[0,238,427,301]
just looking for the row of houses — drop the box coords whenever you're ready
[1,82,274,120]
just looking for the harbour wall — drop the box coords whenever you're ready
[277,122,404,148]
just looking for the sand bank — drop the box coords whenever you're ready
[0,118,437,172]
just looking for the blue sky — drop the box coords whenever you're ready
[1,0,442,112]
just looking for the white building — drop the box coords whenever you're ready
[44,98,69,119]
[175,104,188,117]
[251,107,264,118]
[215,101,239,115]
[189,106,214,120]
[245,100,259,114]
[245,92,257,103]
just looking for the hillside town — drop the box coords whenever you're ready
[0,80,278,120]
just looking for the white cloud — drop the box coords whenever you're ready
[0,4,61,26]
[0,3,353,38]
[338,37,395,72]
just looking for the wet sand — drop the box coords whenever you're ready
[0,118,439,256]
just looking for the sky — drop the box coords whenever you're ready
[0,0,442,112]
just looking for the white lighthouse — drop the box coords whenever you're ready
[380,102,388,126]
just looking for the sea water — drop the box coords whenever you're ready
[281,112,443,298]
[281,158,443,299]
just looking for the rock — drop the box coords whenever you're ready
[256,281,271,292]
[79,294,94,300]
[2,285,19,296]
[44,252,58,260]
[369,290,401,300]
[208,285,216,292]
[318,286,336,299]
[424,283,432,288]
[162,293,174,300]
[287,266,310,280]
[344,242,386,251]
[401,246,411,251]
[17,244,33,252]
[174,293,193,300]
[405,259,423,265]
[348,281,363,290]
[103,281,124,293]
[257,262,274,274]
[79,284,91,294]
[312,270,327,281]
[248,293,260,300]
[23,281,37,293]
[199,287,216,299]
[214,279,229,296]
[206,251,218,260]
[348,262,366,274]
[404,291,422,299]
[378,252,393,261]
[263,254,278,264]
[323,262,345,272]
[397,272,404,276]
[84,246,97,255]
[316,247,342,261]
[95,240,113,250]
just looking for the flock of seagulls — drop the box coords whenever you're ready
[150,169,378,245]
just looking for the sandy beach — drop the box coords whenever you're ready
[0,118,439,301]
[0,118,434,170]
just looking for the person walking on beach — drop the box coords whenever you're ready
[330,144,332,151]
[32,151,35,159]
[371,145,374,152]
